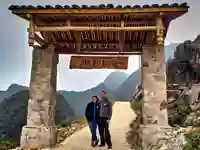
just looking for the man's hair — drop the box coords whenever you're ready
[101,90,106,94]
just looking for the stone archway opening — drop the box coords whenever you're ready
[8,3,189,149]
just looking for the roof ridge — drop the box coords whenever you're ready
[8,2,189,10]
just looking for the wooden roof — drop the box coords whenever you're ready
[8,3,189,55]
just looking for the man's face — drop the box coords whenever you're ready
[92,97,97,103]
[100,92,105,98]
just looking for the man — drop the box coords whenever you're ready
[98,91,112,149]
[85,96,99,147]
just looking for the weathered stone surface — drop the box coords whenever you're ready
[141,45,168,126]
[20,126,56,149]
[139,125,171,150]
[139,45,169,149]
[151,127,187,150]
[21,45,58,148]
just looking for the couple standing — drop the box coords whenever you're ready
[85,91,112,149]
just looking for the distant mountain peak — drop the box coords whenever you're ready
[6,84,27,95]
[103,71,128,91]
[7,84,22,89]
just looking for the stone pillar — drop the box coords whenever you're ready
[139,15,171,149]
[20,45,58,149]
[139,44,171,149]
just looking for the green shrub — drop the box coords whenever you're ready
[58,117,87,128]
[183,132,200,150]
[130,101,142,115]
[0,140,15,149]
[168,101,192,126]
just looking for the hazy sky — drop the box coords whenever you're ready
[0,0,199,91]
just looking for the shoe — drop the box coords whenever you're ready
[91,143,95,147]
[107,146,112,149]
[98,144,105,147]
[95,139,99,146]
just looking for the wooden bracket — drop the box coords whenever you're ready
[34,33,48,46]
[28,14,35,47]
[156,14,165,45]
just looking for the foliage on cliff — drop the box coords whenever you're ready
[183,132,200,150]
[168,100,192,127]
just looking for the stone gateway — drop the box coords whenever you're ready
[8,3,189,149]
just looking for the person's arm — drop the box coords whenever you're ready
[107,101,112,121]
[85,103,89,121]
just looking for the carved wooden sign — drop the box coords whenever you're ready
[69,56,128,69]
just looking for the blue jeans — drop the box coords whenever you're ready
[88,121,97,142]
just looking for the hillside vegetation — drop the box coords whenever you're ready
[0,90,74,144]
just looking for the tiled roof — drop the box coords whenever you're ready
[8,2,189,10]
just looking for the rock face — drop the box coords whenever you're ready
[167,35,200,84]
[151,128,187,150]
[0,90,74,144]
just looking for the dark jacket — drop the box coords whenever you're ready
[99,97,112,120]
[85,102,99,122]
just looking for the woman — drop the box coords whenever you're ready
[85,96,99,147]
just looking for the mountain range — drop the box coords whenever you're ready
[0,42,179,143]
[0,88,75,143]
[0,43,180,116]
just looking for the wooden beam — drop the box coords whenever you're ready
[12,7,188,15]
[37,20,156,27]
[57,43,139,49]
[56,46,141,53]
[35,26,157,32]
[75,31,82,52]
[56,41,140,45]
[60,51,141,55]
[51,32,57,44]
[68,51,141,55]
[118,20,125,52]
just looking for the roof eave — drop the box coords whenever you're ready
[10,7,188,15]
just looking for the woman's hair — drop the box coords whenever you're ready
[92,96,99,103]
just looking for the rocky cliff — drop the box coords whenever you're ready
[167,35,200,84]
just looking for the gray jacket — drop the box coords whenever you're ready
[99,97,112,120]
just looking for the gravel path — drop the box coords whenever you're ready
[48,102,136,150]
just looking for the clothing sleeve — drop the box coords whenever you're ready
[108,101,112,120]
[85,104,89,121]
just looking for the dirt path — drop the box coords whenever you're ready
[48,102,136,150]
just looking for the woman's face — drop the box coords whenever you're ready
[92,97,97,103]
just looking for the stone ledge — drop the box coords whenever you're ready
[20,125,56,149]
[139,125,171,149]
